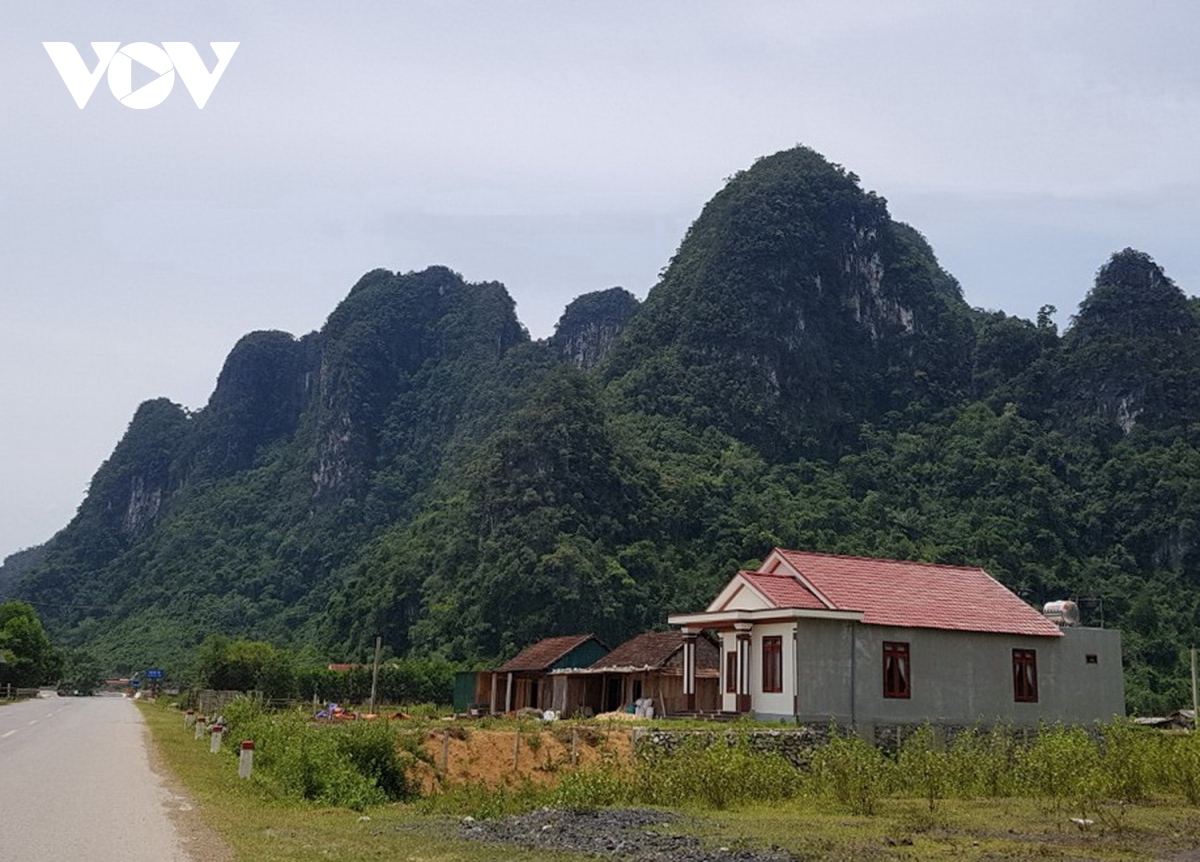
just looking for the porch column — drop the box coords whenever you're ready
[735,623,752,713]
[681,627,698,712]
[792,625,800,719]
[490,672,499,715]
[505,672,513,713]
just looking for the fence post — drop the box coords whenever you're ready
[441,729,450,772]
[238,740,255,779]
[571,728,578,766]
[512,730,520,770]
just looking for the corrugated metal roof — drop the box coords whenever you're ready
[766,549,1063,638]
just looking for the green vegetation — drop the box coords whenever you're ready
[139,701,589,862]
[3,149,1200,719]
[193,636,455,703]
[0,600,61,687]
[143,700,1200,861]
[216,697,420,809]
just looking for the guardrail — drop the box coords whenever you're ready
[0,685,41,701]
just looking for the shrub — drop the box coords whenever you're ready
[335,720,418,801]
[895,725,951,811]
[811,728,889,815]
[636,733,806,810]
[223,706,417,810]
[1165,732,1200,805]
[1096,719,1155,802]
[554,762,633,812]
[1011,723,1100,810]
[943,725,1018,798]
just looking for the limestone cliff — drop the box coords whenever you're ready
[550,287,640,371]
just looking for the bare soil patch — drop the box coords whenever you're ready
[413,724,634,793]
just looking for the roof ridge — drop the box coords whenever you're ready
[777,548,989,573]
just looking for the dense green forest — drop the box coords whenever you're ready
[2,146,1198,714]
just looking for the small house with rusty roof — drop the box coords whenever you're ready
[480,634,609,714]
[549,631,722,717]
[668,549,1124,729]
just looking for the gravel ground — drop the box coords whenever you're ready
[460,807,796,861]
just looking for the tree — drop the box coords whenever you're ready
[0,601,62,687]
[194,635,295,697]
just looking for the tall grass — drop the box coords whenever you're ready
[211,700,1200,818]
[552,721,1200,817]
[220,696,422,810]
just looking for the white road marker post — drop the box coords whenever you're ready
[209,723,224,753]
[184,709,195,728]
[239,740,255,779]
[194,715,206,740]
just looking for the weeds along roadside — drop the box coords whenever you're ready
[159,697,1200,819]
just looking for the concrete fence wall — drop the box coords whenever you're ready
[632,720,1093,767]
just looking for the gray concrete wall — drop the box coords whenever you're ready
[774,620,1123,727]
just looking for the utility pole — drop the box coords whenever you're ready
[1191,646,1198,729]
[369,636,383,716]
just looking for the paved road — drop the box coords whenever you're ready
[0,694,196,861]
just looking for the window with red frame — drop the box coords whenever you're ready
[762,636,783,693]
[1013,649,1038,702]
[883,641,910,698]
[725,650,737,693]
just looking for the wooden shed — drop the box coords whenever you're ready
[478,634,609,714]
[552,631,721,717]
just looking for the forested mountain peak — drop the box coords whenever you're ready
[311,267,528,499]
[550,287,641,370]
[1058,248,1200,434]
[185,330,315,480]
[603,145,974,459]
[1069,248,1195,344]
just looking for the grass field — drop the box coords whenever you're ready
[140,702,1200,861]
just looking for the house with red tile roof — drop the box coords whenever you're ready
[668,549,1124,728]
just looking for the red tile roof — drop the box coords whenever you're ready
[764,549,1062,638]
[496,634,602,673]
[739,571,828,610]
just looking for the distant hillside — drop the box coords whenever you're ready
[5,147,1200,715]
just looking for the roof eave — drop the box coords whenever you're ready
[669,608,865,627]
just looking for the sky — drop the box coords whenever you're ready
[2,1,1199,561]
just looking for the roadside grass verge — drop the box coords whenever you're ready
[142,700,1200,862]
[138,700,594,862]
[690,796,1200,861]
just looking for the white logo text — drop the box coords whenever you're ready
[43,41,239,109]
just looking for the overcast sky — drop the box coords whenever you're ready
[2,1,1199,561]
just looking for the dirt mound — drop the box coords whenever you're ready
[414,725,634,793]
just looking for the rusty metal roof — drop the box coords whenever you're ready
[585,631,703,671]
[495,634,604,673]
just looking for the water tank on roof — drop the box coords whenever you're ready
[1043,600,1080,627]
